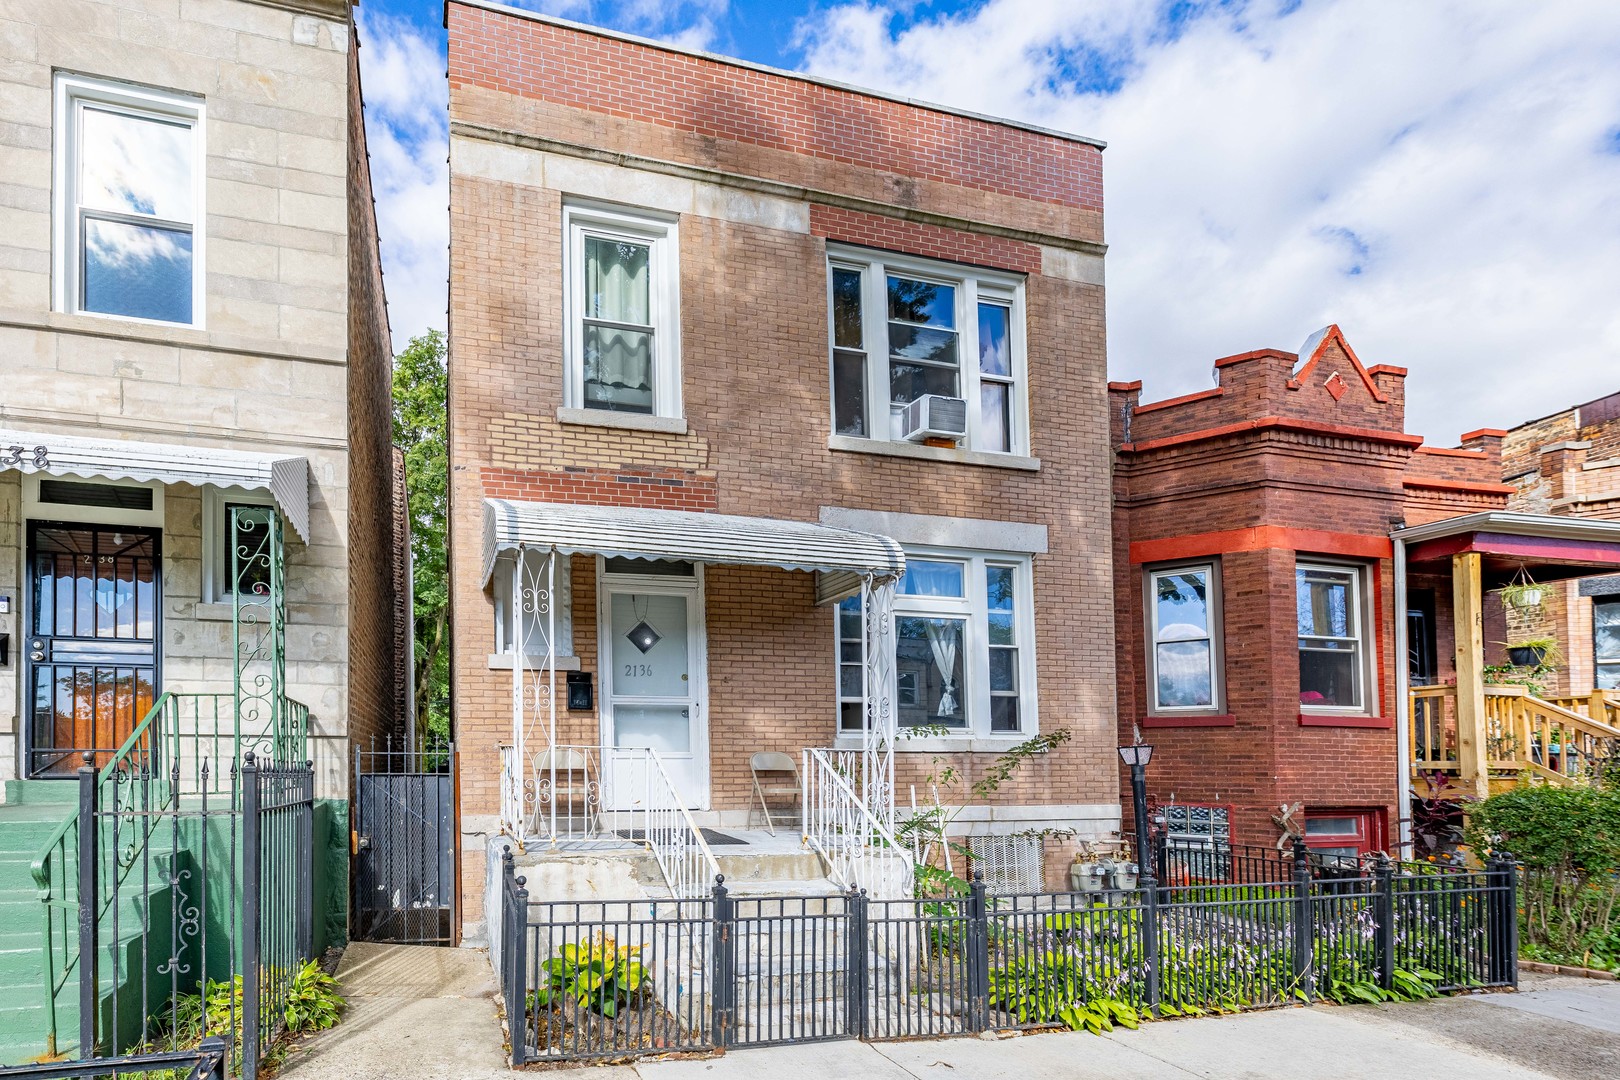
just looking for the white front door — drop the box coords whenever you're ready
[600,569,708,810]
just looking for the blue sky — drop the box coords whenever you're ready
[355,1,1620,443]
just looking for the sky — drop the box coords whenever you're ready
[354,0,1620,444]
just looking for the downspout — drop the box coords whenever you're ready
[1393,531,1412,854]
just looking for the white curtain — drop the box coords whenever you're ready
[924,620,960,716]
[585,238,653,402]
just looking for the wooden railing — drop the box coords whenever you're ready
[1409,685,1620,790]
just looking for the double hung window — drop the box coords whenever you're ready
[1297,563,1370,710]
[564,204,681,418]
[835,550,1035,739]
[1596,598,1620,690]
[828,249,1026,454]
[1146,564,1221,712]
[55,74,204,326]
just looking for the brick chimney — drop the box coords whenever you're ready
[1459,428,1506,473]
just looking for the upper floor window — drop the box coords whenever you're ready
[1595,597,1620,690]
[563,203,681,418]
[836,549,1036,740]
[54,74,204,327]
[1147,563,1222,712]
[828,249,1026,455]
[1297,562,1370,711]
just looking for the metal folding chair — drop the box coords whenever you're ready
[749,751,800,835]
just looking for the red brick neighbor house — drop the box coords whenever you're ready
[446,2,1116,937]
[1110,326,1620,863]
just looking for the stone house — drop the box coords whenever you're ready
[0,0,404,796]
[446,1,1117,939]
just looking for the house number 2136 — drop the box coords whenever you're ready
[624,663,654,678]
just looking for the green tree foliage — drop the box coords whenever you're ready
[393,330,449,742]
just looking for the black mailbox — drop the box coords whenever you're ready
[566,670,593,711]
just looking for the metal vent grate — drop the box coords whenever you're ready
[967,834,1043,894]
[37,478,153,510]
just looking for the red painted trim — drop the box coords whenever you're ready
[1460,428,1508,441]
[1108,380,1143,393]
[1371,560,1386,720]
[1131,527,1392,565]
[1402,478,1517,495]
[1213,348,1295,369]
[1133,387,1223,415]
[1298,714,1395,728]
[1406,531,1620,568]
[1142,714,1237,728]
[1120,416,1423,454]
[1414,446,1488,459]
[1289,324,1388,404]
[1366,365,1408,378]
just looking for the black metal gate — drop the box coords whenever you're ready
[353,739,456,945]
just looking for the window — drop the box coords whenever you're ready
[1146,564,1221,712]
[1161,804,1231,851]
[828,249,1026,454]
[493,550,574,657]
[54,74,204,326]
[1297,562,1369,710]
[966,834,1043,893]
[1304,808,1384,859]
[1597,598,1620,690]
[563,203,680,418]
[203,491,275,602]
[836,550,1036,739]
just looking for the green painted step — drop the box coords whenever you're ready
[1,780,81,807]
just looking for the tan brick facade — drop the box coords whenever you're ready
[447,3,1116,932]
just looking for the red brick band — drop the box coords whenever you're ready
[810,204,1043,274]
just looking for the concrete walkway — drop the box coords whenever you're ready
[279,949,1620,1080]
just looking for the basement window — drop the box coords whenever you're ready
[966,834,1043,894]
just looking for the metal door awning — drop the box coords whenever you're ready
[0,426,310,541]
[481,498,904,597]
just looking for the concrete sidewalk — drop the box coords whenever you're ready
[278,947,1620,1080]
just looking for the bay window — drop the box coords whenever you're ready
[563,203,681,418]
[1146,563,1221,712]
[836,549,1036,740]
[827,249,1027,455]
[1297,562,1370,711]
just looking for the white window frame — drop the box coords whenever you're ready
[835,547,1038,746]
[1296,560,1375,715]
[826,246,1029,456]
[562,202,682,419]
[1145,562,1223,714]
[202,488,274,603]
[52,72,206,328]
[22,475,165,529]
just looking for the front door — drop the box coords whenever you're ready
[600,571,707,810]
[26,522,161,777]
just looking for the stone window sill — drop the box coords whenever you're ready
[557,407,688,435]
[833,734,1036,754]
[1297,713,1393,729]
[1142,714,1236,728]
[827,435,1040,471]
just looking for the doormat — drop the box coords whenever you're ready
[617,828,747,845]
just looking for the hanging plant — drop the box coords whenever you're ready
[1497,568,1545,610]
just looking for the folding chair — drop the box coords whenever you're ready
[749,751,801,835]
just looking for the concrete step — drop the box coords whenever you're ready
[1,781,80,809]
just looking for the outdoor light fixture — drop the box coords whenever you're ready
[1117,743,1154,768]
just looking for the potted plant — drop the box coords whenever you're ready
[1497,571,1545,610]
[1505,636,1562,668]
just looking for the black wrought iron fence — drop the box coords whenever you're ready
[54,752,313,1080]
[498,843,1519,1063]
[0,1037,229,1080]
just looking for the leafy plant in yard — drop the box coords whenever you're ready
[1468,785,1620,971]
[393,330,450,746]
[530,937,647,1018]
[1321,966,1442,1005]
[284,959,346,1033]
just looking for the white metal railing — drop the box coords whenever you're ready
[500,743,524,842]
[803,747,913,899]
[642,749,721,900]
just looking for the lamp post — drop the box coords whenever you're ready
[1118,743,1155,873]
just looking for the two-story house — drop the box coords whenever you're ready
[0,1,404,1056]
[446,1,1119,938]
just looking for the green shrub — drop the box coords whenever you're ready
[529,936,647,1019]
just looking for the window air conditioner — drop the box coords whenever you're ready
[900,394,968,444]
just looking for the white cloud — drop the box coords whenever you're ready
[793,0,1620,443]
[355,10,450,352]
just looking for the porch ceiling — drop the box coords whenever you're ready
[0,426,309,541]
[1399,510,1620,582]
[481,498,906,593]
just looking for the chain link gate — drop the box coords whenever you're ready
[353,739,457,945]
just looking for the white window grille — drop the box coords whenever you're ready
[967,834,1043,894]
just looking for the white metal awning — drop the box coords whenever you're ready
[0,427,310,542]
[482,498,904,595]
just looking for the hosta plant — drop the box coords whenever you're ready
[530,936,647,1018]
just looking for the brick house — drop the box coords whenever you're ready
[1112,329,1620,863]
[447,1,1117,938]
[1500,392,1620,695]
